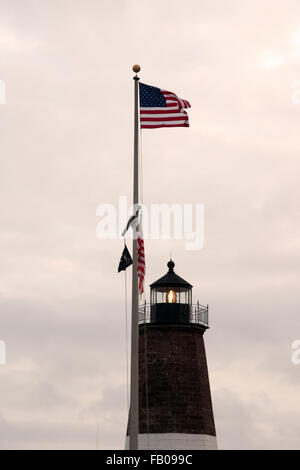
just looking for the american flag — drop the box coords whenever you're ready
[139,82,191,129]
[137,234,145,295]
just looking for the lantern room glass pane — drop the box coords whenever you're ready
[180,290,187,304]
[156,290,166,303]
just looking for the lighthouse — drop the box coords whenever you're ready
[126,260,217,450]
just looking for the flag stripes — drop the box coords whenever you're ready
[137,235,145,295]
[139,83,191,129]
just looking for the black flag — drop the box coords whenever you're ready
[118,244,133,272]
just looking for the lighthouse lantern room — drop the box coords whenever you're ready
[126,260,217,450]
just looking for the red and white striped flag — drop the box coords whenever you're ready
[137,233,145,295]
[139,82,191,129]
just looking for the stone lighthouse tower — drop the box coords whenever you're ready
[126,260,217,450]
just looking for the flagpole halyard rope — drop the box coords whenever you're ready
[124,237,130,412]
[143,305,150,449]
[139,128,145,303]
[139,129,150,446]
[139,129,144,209]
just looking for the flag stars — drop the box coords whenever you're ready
[140,83,166,107]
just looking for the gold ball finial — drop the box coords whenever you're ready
[132,64,141,73]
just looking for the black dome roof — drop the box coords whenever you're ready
[150,260,193,289]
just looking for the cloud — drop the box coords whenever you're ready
[0,0,300,449]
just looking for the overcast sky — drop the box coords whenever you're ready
[1,0,300,449]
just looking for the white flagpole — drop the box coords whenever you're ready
[129,64,140,450]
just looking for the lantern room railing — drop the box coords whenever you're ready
[138,302,209,328]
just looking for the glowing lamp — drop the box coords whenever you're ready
[167,289,177,303]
